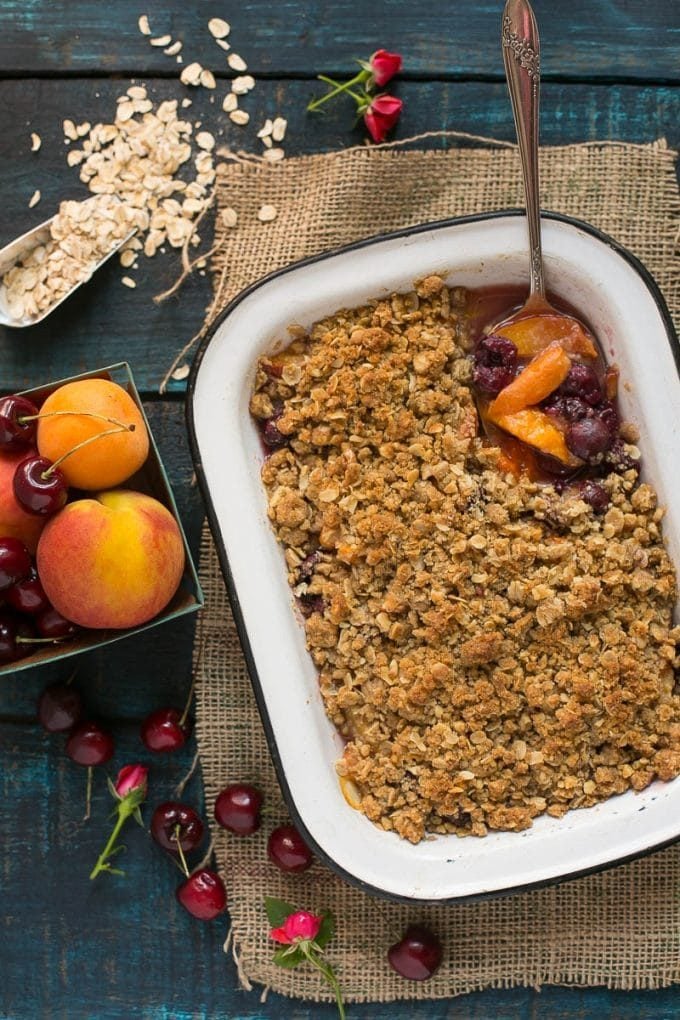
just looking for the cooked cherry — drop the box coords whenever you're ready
[605,438,639,473]
[473,334,518,395]
[36,606,78,640]
[543,394,591,423]
[576,480,610,513]
[566,415,613,461]
[37,682,84,732]
[13,456,68,516]
[596,400,619,437]
[298,593,325,617]
[267,824,313,873]
[0,395,39,450]
[297,550,322,583]
[387,924,443,980]
[557,363,601,405]
[176,868,227,920]
[214,783,263,835]
[65,721,114,765]
[262,416,288,450]
[151,801,205,853]
[6,569,50,615]
[141,707,192,753]
[0,538,32,591]
[0,612,34,663]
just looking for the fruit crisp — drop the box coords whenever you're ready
[249,276,680,844]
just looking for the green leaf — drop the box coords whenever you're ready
[106,776,120,801]
[315,910,335,950]
[272,946,304,969]
[264,896,297,928]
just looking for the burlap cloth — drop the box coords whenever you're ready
[194,136,680,1002]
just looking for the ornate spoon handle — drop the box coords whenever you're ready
[501,0,545,305]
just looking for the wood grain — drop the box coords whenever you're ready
[0,78,677,395]
[1,0,678,80]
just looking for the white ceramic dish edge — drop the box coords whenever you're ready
[188,211,680,902]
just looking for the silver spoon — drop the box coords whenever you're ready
[0,198,136,329]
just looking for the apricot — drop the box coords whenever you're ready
[0,448,47,552]
[495,314,598,359]
[36,489,185,629]
[37,379,149,490]
[488,342,572,418]
[489,407,582,466]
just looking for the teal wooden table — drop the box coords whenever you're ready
[1,2,678,1017]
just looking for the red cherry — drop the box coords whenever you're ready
[151,801,205,853]
[387,924,443,980]
[0,611,34,663]
[36,606,78,639]
[214,783,263,835]
[0,395,39,450]
[267,824,313,873]
[176,868,227,920]
[66,721,114,766]
[37,682,84,732]
[0,538,32,591]
[13,456,68,516]
[141,707,192,753]
[6,569,50,614]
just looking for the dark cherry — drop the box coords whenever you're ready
[387,924,443,981]
[596,399,620,437]
[151,801,205,853]
[6,569,50,615]
[36,606,78,640]
[214,783,263,835]
[472,334,518,395]
[543,394,591,423]
[141,707,193,753]
[37,682,84,732]
[267,824,313,873]
[0,612,34,663]
[298,593,326,617]
[575,480,610,514]
[557,362,602,405]
[297,549,322,583]
[0,395,39,450]
[65,721,114,766]
[176,868,227,921]
[566,415,613,461]
[262,416,288,450]
[0,537,32,591]
[604,438,640,474]
[13,456,68,516]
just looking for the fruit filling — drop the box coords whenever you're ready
[250,276,680,844]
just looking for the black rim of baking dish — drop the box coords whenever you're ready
[186,208,680,904]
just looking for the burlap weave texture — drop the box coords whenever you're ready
[195,137,680,1002]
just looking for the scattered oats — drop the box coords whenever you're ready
[261,135,273,148]
[116,101,135,122]
[180,62,203,86]
[66,149,84,167]
[221,207,238,228]
[176,56,183,64]
[150,35,172,47]
[257,204,277,222]
[222,93,238,112]
[181,98,192,107]
[257,119,273,138]
[263,147,284,162]
[28,190,41,208]
[200,69,217,89]
[30,132,41,152]
[271,116,287,142]
[231,74,255,95]
[229,109,249,126]
[76,122,91,137]
[164,40,182,56]
[171,363,191,380]
[121,275,137,288]
[227,52,247,72]
[138,14,151,35]
[119,248,136,267]
[63,119,77,140]
[127,85,147,99]
[215,38,231,52]
[196,131,215,150]
[208,17,230,38]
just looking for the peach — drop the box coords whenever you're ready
[0,448,47,553]
[37,379,149,490]
[36,489,185,629]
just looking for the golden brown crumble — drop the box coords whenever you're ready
[250,276,680,844]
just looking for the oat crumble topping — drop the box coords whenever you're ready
[250,276,680,843]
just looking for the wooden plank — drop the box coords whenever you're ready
[1,0,678,80]
[2,720,679,1019]
[0,77,677,395]
[0,400,204,720]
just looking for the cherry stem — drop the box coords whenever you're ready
[174,824,190,878]
[19,409,136,432]
[17,635,69,644]
[83,766,92,822]
[179,675,196,729]
[308,71,369,111]
[300,943,346,1020]
[42,424,133,478]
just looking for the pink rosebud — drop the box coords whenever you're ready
[363,94,403,143]
[369,49,402,87]
[270,909,323,945]
[114,763,148,798]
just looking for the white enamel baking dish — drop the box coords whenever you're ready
[187,211,680,902]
